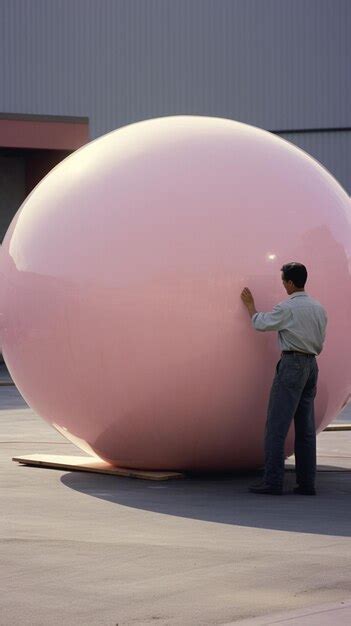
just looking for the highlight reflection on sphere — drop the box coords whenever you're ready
[1,116,351,470]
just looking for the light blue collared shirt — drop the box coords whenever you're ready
[251,292,327,355]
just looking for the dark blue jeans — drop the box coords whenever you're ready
[264,353,318,489]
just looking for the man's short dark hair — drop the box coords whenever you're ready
[281,262,308,288]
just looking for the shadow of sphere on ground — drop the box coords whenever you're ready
[61,469,351,538]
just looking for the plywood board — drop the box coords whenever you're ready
[12,454,185,480]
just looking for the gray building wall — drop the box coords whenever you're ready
[276,130,350,194]
[0,0,350,190]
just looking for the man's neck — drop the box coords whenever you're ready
[289,289,305,296]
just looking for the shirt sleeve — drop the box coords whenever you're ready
[252,304,291,332]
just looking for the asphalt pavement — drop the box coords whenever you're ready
[1,373,351,625]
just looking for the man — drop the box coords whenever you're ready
[241,262,327,496]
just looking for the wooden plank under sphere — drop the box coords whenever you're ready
[12,454,185,481]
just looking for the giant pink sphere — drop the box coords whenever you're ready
[1,116,350,470]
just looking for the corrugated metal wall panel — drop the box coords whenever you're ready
[0,0,349,137]
[277,130,351,193]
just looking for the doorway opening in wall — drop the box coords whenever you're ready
[0,113,89,242]
[0,147,72,242]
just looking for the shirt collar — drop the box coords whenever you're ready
[289,291,307,299]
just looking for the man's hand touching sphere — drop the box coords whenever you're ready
[241,288,254,306]
[240,287,257,318]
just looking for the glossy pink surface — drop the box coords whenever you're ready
[1,116,350,470]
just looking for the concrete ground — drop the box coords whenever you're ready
[1,369,351,625]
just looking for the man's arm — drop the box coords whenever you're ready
[240,287,291,331]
